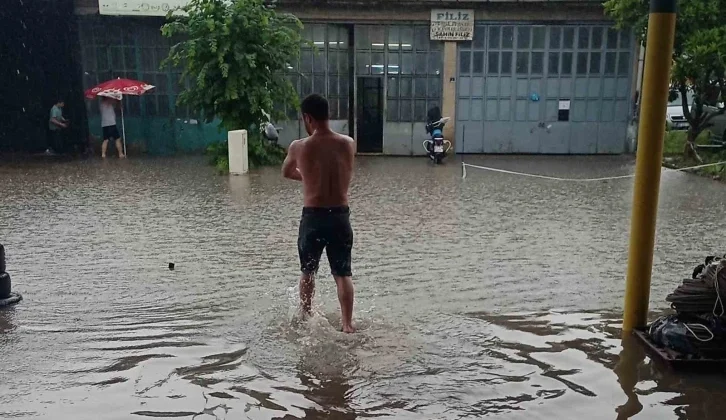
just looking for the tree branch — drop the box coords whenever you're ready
[679,84,693,126]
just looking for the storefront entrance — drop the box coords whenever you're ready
[356,77,384,153]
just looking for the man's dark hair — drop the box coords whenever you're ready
[301,94,329,121]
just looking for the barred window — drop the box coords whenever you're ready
[288,24,351,120]
[358,24,442,123]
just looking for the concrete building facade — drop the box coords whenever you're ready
[72,0,636,155]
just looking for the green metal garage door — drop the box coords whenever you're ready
[456,24,635,154]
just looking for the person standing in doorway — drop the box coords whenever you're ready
[99,97,125,158]
[282,94,356,333]
[48,100,68,155]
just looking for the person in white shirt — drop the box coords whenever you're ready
[99,97,125,158]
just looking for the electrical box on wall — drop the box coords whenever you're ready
[558,100,570,122]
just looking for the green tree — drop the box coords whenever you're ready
[605,0,726,160]
[161,0,302,167]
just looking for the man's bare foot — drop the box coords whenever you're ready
[341,324,356,334]
[119,154,126,159]
[101,154,106,158]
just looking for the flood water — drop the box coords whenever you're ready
[1,155,726,419]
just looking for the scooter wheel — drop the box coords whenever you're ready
[435,155,443,164]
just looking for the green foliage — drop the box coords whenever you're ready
[663,130,726,178]
[664,130,712,155]
[664,131,685,156]
[162,0,302,168]
[605,0,726,156]
[247,131,286,167]
[215,156,230,174]
[604,0,649,39]
[206,141,229,174]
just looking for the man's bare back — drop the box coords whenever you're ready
[282,93,357,333]
[284,132,355,207]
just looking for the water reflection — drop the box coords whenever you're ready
[0,308,17,334]
[615,335,646,419]
[475,311,726,420]
[2,156,726,419]
[613,328,726,420]
[292,358,356,420]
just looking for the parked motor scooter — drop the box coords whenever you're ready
[423,117,452,164]
[260,110,283,144]
[262,121,282,143]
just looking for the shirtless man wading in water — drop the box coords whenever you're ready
[282,94,356,333]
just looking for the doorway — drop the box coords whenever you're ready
[0,0,85,152]
[356,77,384,153]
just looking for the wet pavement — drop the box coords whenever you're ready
[1,155,725,419]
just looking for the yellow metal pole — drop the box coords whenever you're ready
[623,0,677,333]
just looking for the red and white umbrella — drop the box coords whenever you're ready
[84,78,155,100]
[85,78,156,155]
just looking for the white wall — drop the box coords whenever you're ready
[381,122,436,156]
[383,123,413,155]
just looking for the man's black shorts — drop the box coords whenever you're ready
[102,125,120,141]
[298,207,353,277]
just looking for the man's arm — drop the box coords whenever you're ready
[346,136,355,165]
[282,140,303,181]
[344,136,355,183]
[50,117,67,129]
[50,108,68,128]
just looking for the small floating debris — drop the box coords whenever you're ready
[168,262,175,271]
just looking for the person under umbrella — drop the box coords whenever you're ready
[99,97,124,158]
[85,78,155,157]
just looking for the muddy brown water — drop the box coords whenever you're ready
[1,156,726,419]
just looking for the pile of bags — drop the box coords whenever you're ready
[648,255,726,358]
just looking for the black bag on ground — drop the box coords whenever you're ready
[649,314,726,358]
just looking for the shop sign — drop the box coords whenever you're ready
[99,1,188,16]
[430,9,475,41]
